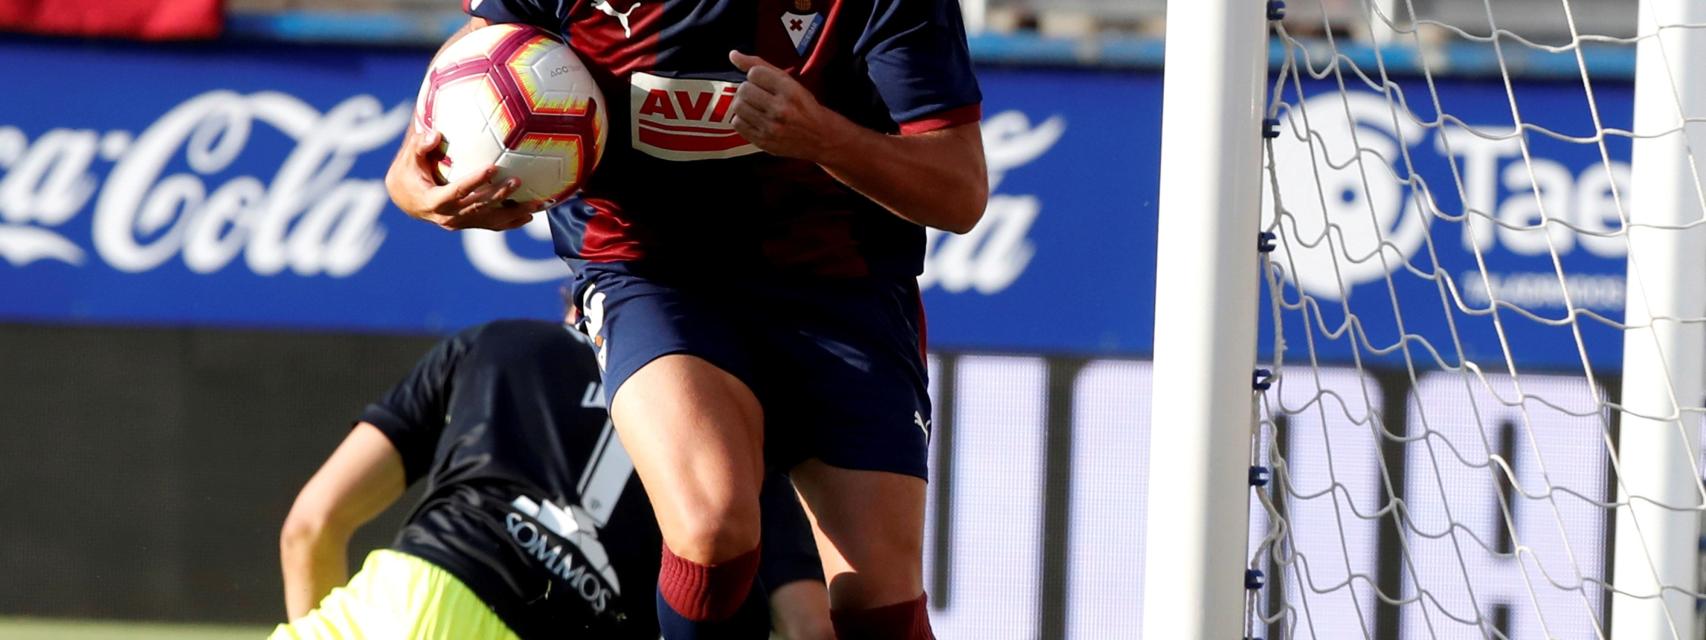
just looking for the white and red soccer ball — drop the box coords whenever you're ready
[415,23,607,205]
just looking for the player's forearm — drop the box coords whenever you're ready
[278,424,408,619]
[280,522,351,619]
[815,119,988,234]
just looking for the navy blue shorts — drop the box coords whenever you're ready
[572,262,932,479]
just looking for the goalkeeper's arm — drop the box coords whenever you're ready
[278,423,407,620]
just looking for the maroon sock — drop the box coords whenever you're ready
[831,593,935,640]
[657,543,761,622]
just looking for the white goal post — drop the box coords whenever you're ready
[1611,0,1706,637]
[1142,0,1271,637]
[1146,0,1706,638]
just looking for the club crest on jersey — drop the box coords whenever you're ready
[629,72,760,161]
[781,8,824,56]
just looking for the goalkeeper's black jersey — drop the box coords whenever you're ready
[360,319,661,639]
[361,319,823,639]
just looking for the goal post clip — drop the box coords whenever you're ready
[1252,368,1274,391]
[1265,0,1285,21]
[1248,465,1271,487]
[1244,568,1266,590]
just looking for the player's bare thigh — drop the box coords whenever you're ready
[610,353,765,563]
[790,459,928,609]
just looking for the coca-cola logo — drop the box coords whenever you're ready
[0,89,573,284]
[920,110,1064,295]
[0,90,410,275]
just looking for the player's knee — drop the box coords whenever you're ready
[668,496,762,563]
[822,535,926,610]
[826,569,924,611]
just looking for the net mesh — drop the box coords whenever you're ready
[1252,1,1706,637]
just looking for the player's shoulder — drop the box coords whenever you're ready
[843,0,969,51]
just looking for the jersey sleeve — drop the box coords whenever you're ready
[757,473,825,591]
[463,0,572,27]
[358,331,471,485]
[856,0,983,134]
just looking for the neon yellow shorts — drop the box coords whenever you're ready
[270,549,520,640]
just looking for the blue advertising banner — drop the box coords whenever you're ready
[0,37,1637,367]
[0,38,1160,353]
[920,68,1159,354]
[1261,76,1634,370]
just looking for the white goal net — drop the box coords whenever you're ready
[1252,0,1706,638]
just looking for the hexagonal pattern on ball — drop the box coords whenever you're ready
[429,76,507,185]
[494,148,568,204]
[515,43,598,117]
[418,22,606,201]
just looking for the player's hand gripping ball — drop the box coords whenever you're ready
[414,24,608,215]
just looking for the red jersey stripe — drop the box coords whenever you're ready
[636,119,747,136]
[898,103,982,135]
[636,127,751,152]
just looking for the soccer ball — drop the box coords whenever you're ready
[415,23,607,206]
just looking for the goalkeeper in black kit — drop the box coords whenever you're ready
[270,319,832,639]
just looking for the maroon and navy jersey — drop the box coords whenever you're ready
[464,0,982,277]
